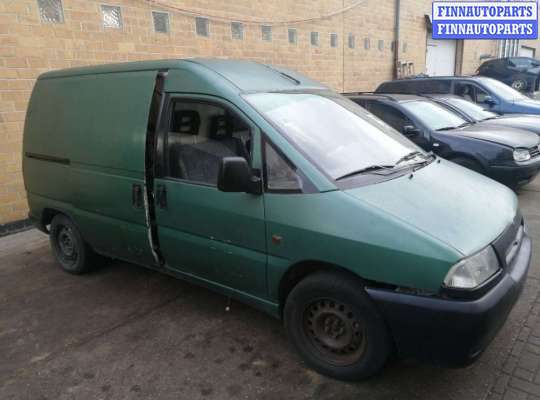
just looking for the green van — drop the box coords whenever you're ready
[23,59,531,380]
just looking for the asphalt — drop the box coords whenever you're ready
[1,177,539,400]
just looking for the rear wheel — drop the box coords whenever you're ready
[49,214,95,274]
[284,271,392,381]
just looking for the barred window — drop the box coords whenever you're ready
[378,39,384,51]
[196,17,209,36]
[311,32,319,46]
[101,5,122,29]
[348,33,355,49]
[364,38,370,50]
[231,22,244,40]
[152,11,170,34]
[262,25,272,41]
[288,28,297,44]
[330,33,338,48]
[37,0,64,24]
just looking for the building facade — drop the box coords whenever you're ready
[0,0,539,227]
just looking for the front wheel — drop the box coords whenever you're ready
[284,271,392,381]
[511,79,527,92]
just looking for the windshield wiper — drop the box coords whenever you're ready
[436,126,457,131]
[335,165,394,181]
[394,151,426,166]
[437,122,469,131]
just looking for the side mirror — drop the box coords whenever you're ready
[402,125,420,137]
[483,96,497,107]
[217,157,262,195]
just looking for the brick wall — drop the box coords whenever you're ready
[0,0,504,224]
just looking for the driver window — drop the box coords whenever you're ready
[475,86,490,105]
[166,101,251,185]
[454,82,475,102]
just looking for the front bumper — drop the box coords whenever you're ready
[490,158,540,187]
[366,233,531,366]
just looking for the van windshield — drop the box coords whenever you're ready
[245,92,423,180]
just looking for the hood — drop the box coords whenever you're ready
[452,123,539,148]
[344,159,518,256]
[512,99,540,113]
[484,115,540,135]
[526,66,540,75]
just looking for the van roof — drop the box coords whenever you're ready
[38,58,327,93]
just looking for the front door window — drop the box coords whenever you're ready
[165,101,252,185]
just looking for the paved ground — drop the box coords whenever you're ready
[1,178,540,400]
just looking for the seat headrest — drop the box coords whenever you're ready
[209,115,233,140]
[172,110,200,135]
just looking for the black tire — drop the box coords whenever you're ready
[49,214,94,274]
[284,271,392,381]
[451,157,484,175]
[511,79,527,92]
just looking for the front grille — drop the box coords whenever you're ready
[505,224,524,266]
[530,145,540,158]
[492,212,523,269]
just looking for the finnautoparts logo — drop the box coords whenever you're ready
[433,1,538,39]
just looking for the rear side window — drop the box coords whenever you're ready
[377,80,450,94]
[418,80,451,94]
[376,81,408,93]
[165,101,252,186]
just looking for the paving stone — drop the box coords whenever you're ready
[520,327,533,342]
[518,353,540,372]
[505,356,521,375]
[510,377,540,397]
[529,336,540,347]
[504,388,528,400]
[526,344,540,356]
[515,368,535,382]
[494,375,512,394]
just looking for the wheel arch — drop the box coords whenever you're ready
[277,260,387,317]
[40,208,76,234]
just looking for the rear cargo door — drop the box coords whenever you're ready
[152,94,268,298]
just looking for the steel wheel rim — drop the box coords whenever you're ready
[56,226,78,266]
[302,298,367,366]
[512,80,526,91]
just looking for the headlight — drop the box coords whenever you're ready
[513,148,531,162]
[443,246,500,289]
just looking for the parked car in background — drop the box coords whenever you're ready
[23,59,531,380]
[375,76,540,115]
[477,57,540,93]
[424,94,540,137]
[346,93,540,188]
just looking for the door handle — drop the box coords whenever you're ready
[132,184,143,209]
[156,184,167,209]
